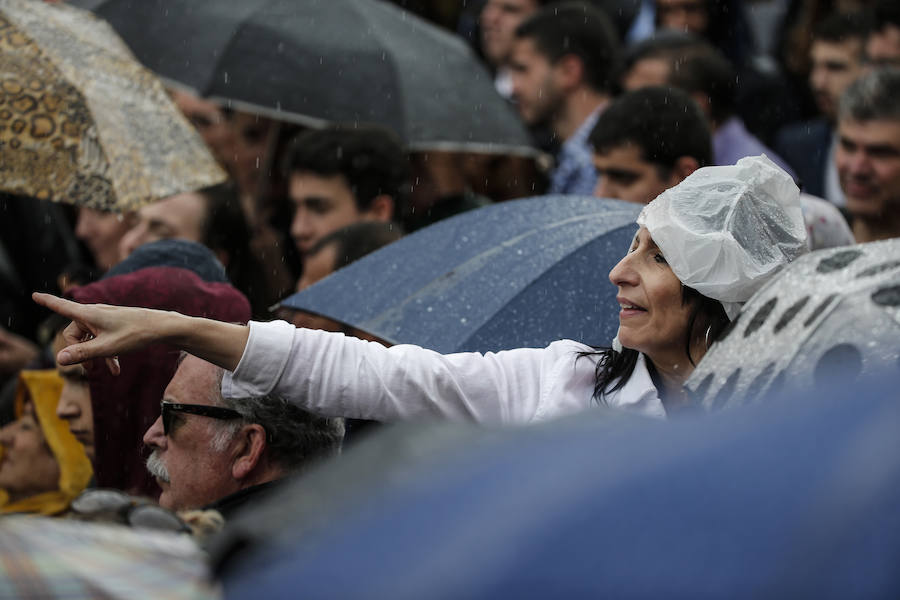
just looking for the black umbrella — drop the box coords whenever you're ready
[73,0,536,154]
[686,238,900,408]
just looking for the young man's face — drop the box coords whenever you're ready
[592,144,681,205]
[289,172,369,255]
[508,37,564,127]
[836,118,900,220]
[621,57,670,92]
[866,24,900,69]
[655,0,709,35]
[809,39,865,121]
[480,0,540,68]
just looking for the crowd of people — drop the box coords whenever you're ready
[1,0,899,590]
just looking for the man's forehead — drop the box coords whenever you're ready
[812,38,863,57]
[839,118,900,144]
[593,143,652,166]
[167,355,218,398]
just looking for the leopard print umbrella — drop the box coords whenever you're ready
[0,0,225,211]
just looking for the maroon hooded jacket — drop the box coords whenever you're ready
[70,265,251,497]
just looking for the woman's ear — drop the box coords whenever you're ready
[230,424,267,480]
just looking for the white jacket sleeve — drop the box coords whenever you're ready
[221,320,591,424]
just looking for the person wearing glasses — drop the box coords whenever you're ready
[142,353,343,515]
[56,240,252,499]
[36,156,807,423]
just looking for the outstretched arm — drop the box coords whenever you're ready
[32,292,250,374]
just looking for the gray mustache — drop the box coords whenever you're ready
[145,450,171,483]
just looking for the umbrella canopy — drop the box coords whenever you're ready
[214,371,900,599]
[281,196,641,353]
[686,237,900,408]
[0,0,225,211]
[0,516,217,599]
[77,0,536,154]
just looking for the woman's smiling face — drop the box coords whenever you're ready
[609,227,694,366]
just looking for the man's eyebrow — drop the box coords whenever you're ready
[599,167,640,179]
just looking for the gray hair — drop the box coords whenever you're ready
[205,365,344,473]
[839,67,900,123]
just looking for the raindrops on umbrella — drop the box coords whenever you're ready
[687,238,900,409]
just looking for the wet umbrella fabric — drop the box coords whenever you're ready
[0,517,217,599]
[281,196,641,353]
[0,0,225,211]
[215,371,900,599]
[77,0,536,153]
[686,237,900,408]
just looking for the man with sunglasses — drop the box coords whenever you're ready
[143,354,344,516]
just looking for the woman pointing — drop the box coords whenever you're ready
[35,156,807,422]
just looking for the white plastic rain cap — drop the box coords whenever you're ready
[637,155,807,320]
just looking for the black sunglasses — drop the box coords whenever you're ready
[161,400,242,436]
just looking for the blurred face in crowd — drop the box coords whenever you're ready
[0,401,60,503]
[509,37,564,126]
[143,356,239,511]
[75,207,134,271]
[54,332,94,462]
[289,172,389,255]
[593,144,682,204]
[118,192,208,260]
[836,118,900,219]
[809,39,865,121]
[865,24,900,69]
[170,90,236,170]
[289,242,345,332]
[609,227,694,366]
[655,0,709,35]
[480,0,540,67]
[230,112,274,200]
[621,57,670,92]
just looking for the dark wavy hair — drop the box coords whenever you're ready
[583,285,729,402]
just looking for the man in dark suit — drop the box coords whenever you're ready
[775,12,871,203]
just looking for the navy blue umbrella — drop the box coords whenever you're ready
[281,196,641,353]
[216,370,900,599]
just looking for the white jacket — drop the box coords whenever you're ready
[223,320,667,424]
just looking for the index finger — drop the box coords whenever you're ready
[32,292,86,320]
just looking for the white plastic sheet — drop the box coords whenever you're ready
[638,155,808,319]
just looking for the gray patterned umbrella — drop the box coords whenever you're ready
[686,238,900,408]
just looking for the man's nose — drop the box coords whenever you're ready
[594,177,616,199]
[290,209,312,240]
[0,423,14,445]
[846,150,873,175]
[56,393,78,420]
[143,415,166,449]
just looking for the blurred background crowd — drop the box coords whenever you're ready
[1,0,899,596]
